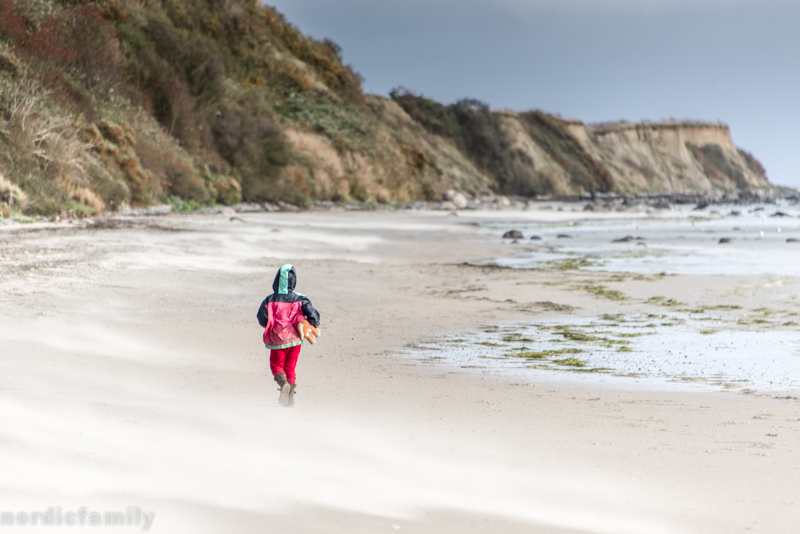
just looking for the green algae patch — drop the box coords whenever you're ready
[535,301,577,312]
[609,272,669,283]
[512,352,547,360]
[699,329,717,335]
[510,348,584,360]
[688,304,743,313]
[617,346,633,352]
[556,328,604,343]
[502,333,534,342]
[647,296,686,307]
[553,357,586,367]
[576,284,628,301]
[737,318,772,326]
[543,256,598,270]
[477,341,506,347]
[546,327,631,348]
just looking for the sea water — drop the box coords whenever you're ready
[408,203,800,394]
[406,314,800,393]
[481,203,800,277]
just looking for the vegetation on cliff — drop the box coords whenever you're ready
[0,0,771,218]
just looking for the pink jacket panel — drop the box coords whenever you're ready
[263,300,304,347]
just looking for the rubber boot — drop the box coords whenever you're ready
[275,372,290,405]
[278,381,291,406]
[287,383,296,407]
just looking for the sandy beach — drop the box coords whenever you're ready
[1,208,799,533]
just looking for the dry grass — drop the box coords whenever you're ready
[0,171,26,212]
[0,74,92,214]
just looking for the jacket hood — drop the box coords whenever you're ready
[272,264,296,294]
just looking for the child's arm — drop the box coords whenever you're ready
[299,296,320,327]
[256,297,269,327]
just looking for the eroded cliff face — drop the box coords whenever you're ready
[498,114,770,195]
[565,121,769,193]
[389,92,770,198]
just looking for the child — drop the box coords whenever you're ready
[256,264,321,407]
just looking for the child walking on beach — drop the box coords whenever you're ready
[256,264,321,406]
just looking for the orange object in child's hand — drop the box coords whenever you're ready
[297,320,320,344]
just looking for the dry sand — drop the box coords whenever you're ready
[0,210,798,533]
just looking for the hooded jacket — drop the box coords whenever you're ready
[257,264,321,350]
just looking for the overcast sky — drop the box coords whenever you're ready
[267,0,800,188]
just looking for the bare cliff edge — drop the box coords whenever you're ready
[0,1,770,217]
[567,120,768,193]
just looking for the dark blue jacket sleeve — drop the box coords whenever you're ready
[300,296,320,328]
[256,298,269,327]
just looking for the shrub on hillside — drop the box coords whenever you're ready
[688,143,748,189]
[117,19,208,153]
[390,87,462,142]
[276,90,373,153]
[0,1,122,92]
[738,148,767,179]
[212,97,289,201]
[144,16,225,104]
[83,120,158,205]
[0,76,92,215]
[0,0,26,43]
[163,158,208,202]
[134,134,211,204]
[391,89,553,196]
[262,7,363,104]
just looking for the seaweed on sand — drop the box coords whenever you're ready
[502,333,534,342]
[647,296,686,307]
[737,318,772,325]
[553,357,586,367]
[535,301,577,312]
[576,284,628,301]
[543,256,598,270]
[508,348,584,360]
[554,328,604,343]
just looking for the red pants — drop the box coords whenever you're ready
[270,345,301,384]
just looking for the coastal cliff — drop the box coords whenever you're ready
[391,92,769,197]
[570,120,768,193]
[0,0,771,217]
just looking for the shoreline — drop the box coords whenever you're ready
[1,183,798,229]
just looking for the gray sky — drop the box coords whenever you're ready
[267,0,800,188]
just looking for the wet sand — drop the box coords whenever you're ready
[1,210,799,533]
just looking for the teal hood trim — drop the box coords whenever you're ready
[272,264,296,294]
